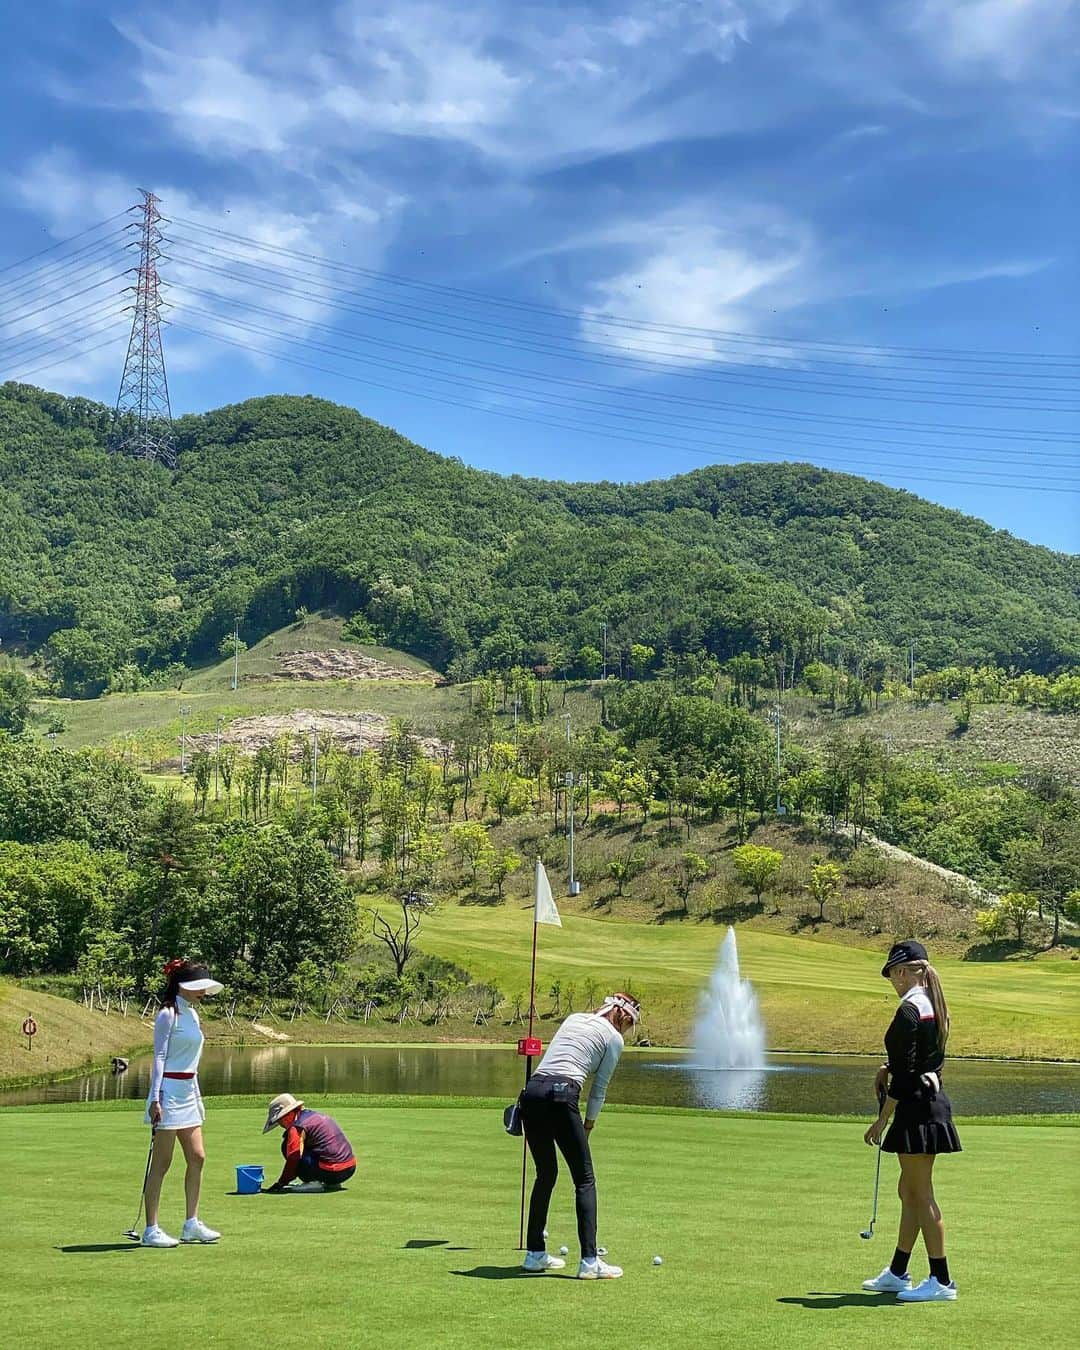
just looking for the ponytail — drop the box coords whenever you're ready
[161,958,186,1012]
[916,962,950,1050]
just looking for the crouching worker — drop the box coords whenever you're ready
[262,1094,356,1193]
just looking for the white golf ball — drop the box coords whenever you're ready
[543,1229,549,1239]
[653,1255,663,1266]
[559,1245,569,1256]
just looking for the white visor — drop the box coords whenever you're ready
[179,977,224,995]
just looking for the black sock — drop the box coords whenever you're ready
[889,1247,911,1277]
[929,1256,951,1285]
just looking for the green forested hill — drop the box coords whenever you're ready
[1,381,1077,693]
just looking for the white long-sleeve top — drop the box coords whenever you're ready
[147,996,205,1103]
[534,1012,625,1121]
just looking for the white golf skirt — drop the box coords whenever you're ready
[144,1076,206,1130]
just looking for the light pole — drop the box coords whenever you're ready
[311,726,319,805]
[179,704,193,775]
[772,702,783,816]
[601,623,607,681]
[214,715,224,801]
[231,619,240,692]
[564,716,579,895]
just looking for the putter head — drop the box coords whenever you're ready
[123,1228,141,1242]
[859,1229,874,1240]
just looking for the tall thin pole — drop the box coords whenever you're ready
[774,702,782,815]
[114,191,173,466]
[601,623,608,681]
[214,716,223,801]
[179,704,192,775]
[231,620,240,691]
[519,917,540,1250]
[312,727,319,804]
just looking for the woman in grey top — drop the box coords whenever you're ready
[519,991,640,1280]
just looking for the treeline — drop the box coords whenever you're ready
[2,385,1078,699]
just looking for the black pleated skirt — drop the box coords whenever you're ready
[883,1089,962,1155]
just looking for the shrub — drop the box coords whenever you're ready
[844,848,893,889]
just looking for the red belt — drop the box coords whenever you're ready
[163,1071,195,1080]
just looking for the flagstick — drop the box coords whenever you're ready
[518,916,539,1249]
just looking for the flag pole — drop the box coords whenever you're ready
[518,913,539,1249]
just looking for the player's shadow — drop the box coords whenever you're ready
[405,1238,473,1251]
[57,1243,141,1254]
[451,1266,556,1280]
[777,1293,898,1309]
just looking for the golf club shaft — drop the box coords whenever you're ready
[127,1128,156,1234]
[868,1085,885,1231]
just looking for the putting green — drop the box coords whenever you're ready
[1,1098,1076,1350]
[417,903,1080,1058]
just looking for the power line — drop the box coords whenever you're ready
[167,241,1079,406]
[172,216,1080,367]
[0,212,129,279]
[170,318,1078,492]
[4,326,129,385]
[172,295,1079,470]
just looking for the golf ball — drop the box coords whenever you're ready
[653,1256,663,1266]
[559,1245,569,1256]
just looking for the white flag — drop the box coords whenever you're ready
[534,859,562,927]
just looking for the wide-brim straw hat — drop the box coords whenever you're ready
[263,1092,305,1133]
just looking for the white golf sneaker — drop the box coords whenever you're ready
[140,1225,179,1249]
[180,1218,221,1244]
[522,1251,566,1272]
[897,1276,957,1302]
[578,1256,623,1280]
[288,1181,327,1193]
[862,1268,912,1292]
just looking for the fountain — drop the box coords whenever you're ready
[694,926,766,1069]
[688,928,768,1108]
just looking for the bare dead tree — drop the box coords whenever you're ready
[369,891,435,977]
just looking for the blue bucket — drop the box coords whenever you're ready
[236,1165,264,1194]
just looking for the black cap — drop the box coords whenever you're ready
[881,940,928,977]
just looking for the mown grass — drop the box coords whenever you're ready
[412,902,1079,1059]
[1,1099,1075,1350]
[0,979,140,1084]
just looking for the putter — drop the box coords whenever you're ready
[123,1129,156,1241]
[860,1088,886,1241]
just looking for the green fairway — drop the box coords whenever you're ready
[417,903,1080,1058]
[1,1099,1076,1350]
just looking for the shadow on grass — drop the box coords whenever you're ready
[57,1243,140,1254]
[777,1293,898,1310]
[405,1238,473,1251]
[452,1266,569,1281]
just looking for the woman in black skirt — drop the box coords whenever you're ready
[862,940,961,1302]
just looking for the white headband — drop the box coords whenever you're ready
[601,994,640,1024]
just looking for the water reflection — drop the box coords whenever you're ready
[690,1067,769,1111]
[2,1046,1076,1115]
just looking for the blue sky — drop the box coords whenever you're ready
[0,0,1077,551]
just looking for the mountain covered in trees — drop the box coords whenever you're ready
[1,381,1077,695]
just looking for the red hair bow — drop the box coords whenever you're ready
[162,958,185,977]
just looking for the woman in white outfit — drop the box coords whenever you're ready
[141,959,223,1248]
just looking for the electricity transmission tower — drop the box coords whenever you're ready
[114,190,174,466]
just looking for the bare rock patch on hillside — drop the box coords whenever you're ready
[275,648,437,683]
[187,709,446,760]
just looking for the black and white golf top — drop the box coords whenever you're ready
[885,987,945,1103]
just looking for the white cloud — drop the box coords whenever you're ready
[910,0,1079,81]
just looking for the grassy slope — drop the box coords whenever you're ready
[416,903,1079,1059]
[0,979,142,1083]
[1,1100,1075,1350]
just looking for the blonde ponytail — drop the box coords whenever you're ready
[916,962,950,1050]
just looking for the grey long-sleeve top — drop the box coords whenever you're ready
[533,1012,625,1121]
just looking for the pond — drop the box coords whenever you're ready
[3,1044,1078,1115]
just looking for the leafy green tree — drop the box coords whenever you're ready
[732,843,784,904]
[608,846,648,897]
[0,666,32,733]
[484,848,523,899]
[672,851,709,914]
[806,860,843,920]
[448,821,494,885]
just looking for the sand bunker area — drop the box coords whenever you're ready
[274,648,437,682]
[187,709,446,760]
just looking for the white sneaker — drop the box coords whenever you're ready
[288,1181,327,1193]
[140,1225,179,1248]
[862,1267,912,1292]
[180,1218,221,1244]
[578,1256,623,1280]
[897,1276,957,1302]
[522,1251,566,1272]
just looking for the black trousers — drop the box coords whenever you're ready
[520,1074,597,1258]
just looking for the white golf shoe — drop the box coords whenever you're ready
[140,1225,179,1248]
[862,1267,912,1292]
[522,1251,566,1272]
[180,1217,221,1244]
[897,1276,957,1302]
[578,1256,623,1280]
[288,1181,327,1193]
